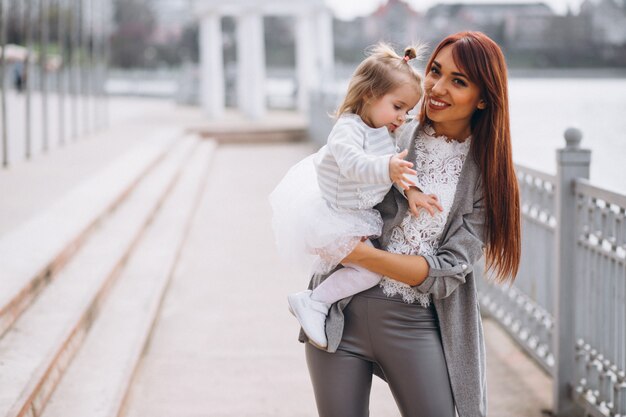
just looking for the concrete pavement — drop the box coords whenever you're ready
[0,103,553,416]
[0,97,185,236]
[0,97,306,236]
[122,141,552,417]
[122,142,402,417]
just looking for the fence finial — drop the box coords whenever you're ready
[564,127,583,150]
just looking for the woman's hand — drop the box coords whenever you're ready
[406,188,443,217]
[389,149,417,190]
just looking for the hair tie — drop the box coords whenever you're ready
[403,55,410,62]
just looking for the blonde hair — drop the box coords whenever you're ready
[336,42,427,118]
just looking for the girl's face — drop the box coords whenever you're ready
[363,82,420,133]
[423,45,486,138]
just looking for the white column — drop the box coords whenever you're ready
[236,11,266,119]
[295,13,316,112]
[200,13,224,118]
[316,10,334,86]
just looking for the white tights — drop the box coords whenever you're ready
[310,240,382,304]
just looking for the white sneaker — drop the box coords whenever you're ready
[287,290,330,348]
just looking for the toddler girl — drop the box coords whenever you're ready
[269,43,441,348]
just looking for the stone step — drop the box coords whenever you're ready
[0,136,197,417]
[195,128,308,144]
[39,140,216,417]
[187,109,308,144]
[0,128,183,339]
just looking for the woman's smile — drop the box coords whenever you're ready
[427,96,450,111]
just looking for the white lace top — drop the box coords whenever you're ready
[380,124,472,305]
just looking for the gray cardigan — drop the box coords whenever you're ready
[300,121,488,417]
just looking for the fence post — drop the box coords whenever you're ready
[0,0,7,167]
[553,127,591,416]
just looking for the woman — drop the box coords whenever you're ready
[301,31,521,417]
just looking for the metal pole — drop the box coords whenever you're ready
[77,0,84,137]
[96,0,102,129]
[553,127,591,417]
[69,0,77,140]
[57,0,65,146]
[94,0,101,130]
[24,0,32,159]
[84,0,89,135]
[102,0,109,128]
[40,0,49,152]
[0,0,8,167]
[84,0,91,135]
[88,0,94,134]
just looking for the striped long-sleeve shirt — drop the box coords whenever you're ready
[315,113,396,210]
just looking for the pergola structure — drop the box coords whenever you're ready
[195,0,334,119]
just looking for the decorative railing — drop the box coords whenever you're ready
[479,128,626,417]
[479,165,557,374]
[573,179,626,416]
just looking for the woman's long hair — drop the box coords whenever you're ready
[419,31,521,283]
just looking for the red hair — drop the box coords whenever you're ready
[420,31,521,283]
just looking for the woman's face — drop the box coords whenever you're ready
[423,45,486,138]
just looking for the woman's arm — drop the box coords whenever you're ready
[346,183,487,298]
[342,242,430,286]
[417,202,486,298]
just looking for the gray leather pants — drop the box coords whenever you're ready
[305,286,455,417]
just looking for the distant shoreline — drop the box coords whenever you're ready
[508,68,626,78]
[333,63,626,80]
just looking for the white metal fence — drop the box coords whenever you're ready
[480,129,626,417]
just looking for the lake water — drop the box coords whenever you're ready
[508,77,626,194]
[3,76,626,193]
[323,76,626,193]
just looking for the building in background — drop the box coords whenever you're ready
[79,0,626,108]
[581,0,626,46]
[425,2,554,42]
[364,0,422,48]
[333,0,626,68]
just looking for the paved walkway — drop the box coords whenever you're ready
[0,105,553,416]
[122,142,552,417]
[0,97,184,236]
[0,97,306,236]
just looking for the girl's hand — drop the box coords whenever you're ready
[406,188,443,217]
[389,149,417,190]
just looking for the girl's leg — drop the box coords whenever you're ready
[311,240,382,304]
[289,241,380,348]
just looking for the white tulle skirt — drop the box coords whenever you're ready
[269,154,383,276]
